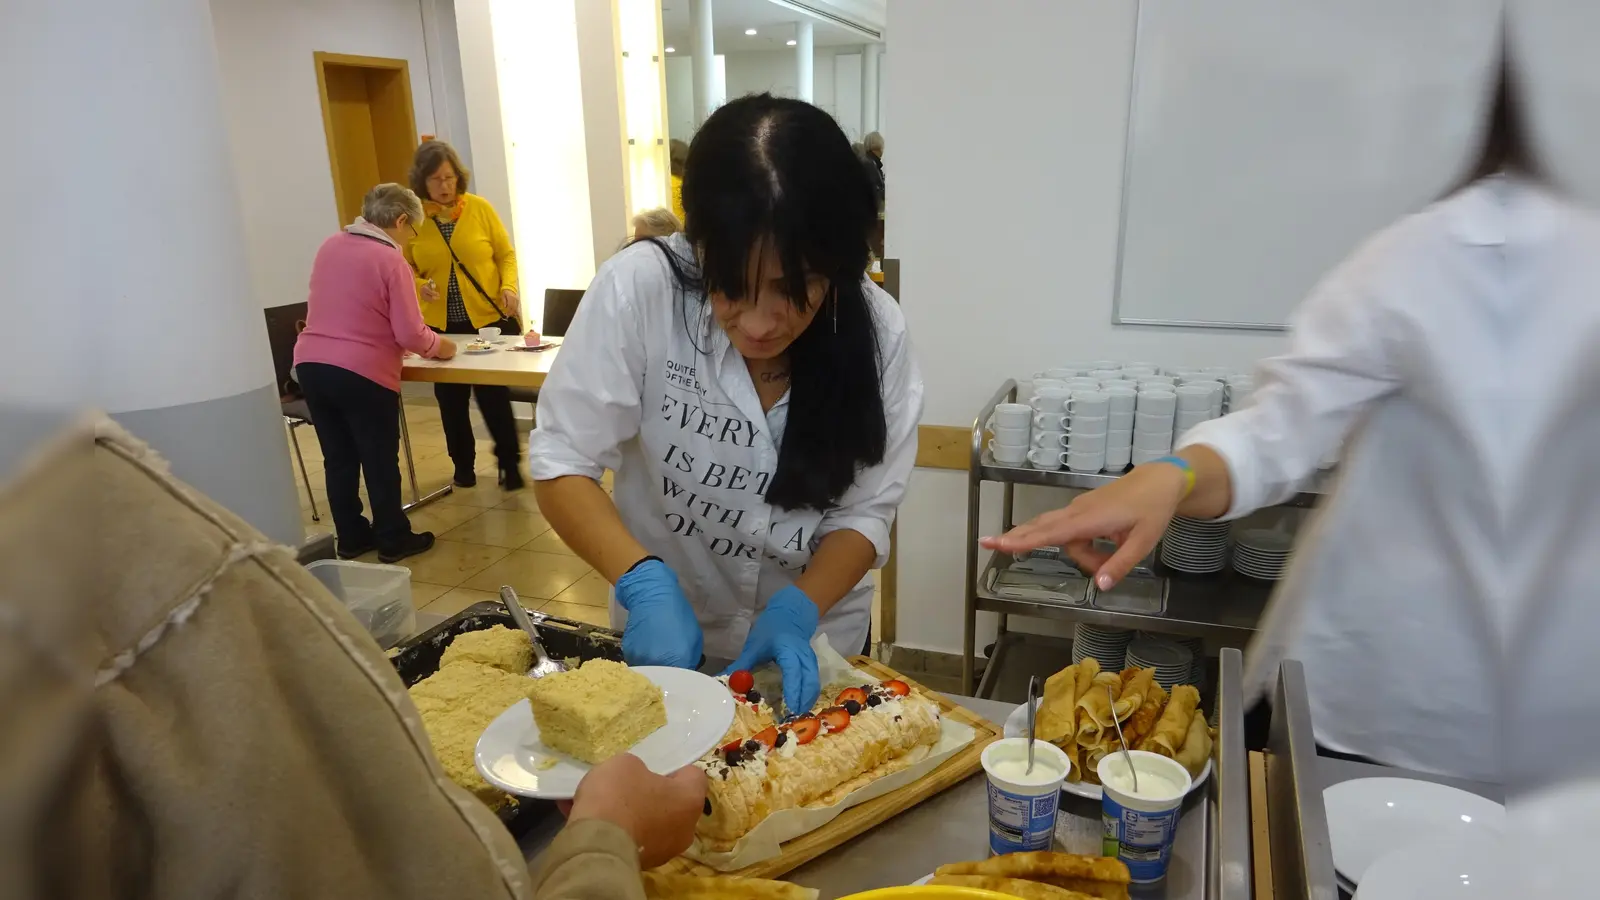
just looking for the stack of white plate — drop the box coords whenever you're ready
[1159,516,1232,574]
[1126,637,1196,690]
[1071,624,1133,671]
[1231,528,1294,581]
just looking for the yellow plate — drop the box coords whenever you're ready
[838,883,1011,890]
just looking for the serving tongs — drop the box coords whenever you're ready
[501,585,568,679]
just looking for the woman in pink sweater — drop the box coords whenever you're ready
[294,184,457,562]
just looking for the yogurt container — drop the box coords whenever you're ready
[981,738,1071,855]
[1098,750,1192,883]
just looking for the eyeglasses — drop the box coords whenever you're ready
[426,173,457,186]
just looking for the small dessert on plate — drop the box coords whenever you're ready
[527,658,667,764]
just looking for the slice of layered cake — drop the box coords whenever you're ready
[527,659,666,764]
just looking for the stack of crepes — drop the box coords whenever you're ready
[931,852,1132,900]
[1034,658,1213,785]
[642,873,816,899]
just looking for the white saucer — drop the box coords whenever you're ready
[475,666,734,800]
[1323,777,1505,886]
[1353,829,1507,898]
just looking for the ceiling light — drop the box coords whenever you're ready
[745,28,758,35]
[786,39,797,46]
[664,46,675,53]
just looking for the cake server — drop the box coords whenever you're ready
[501,585,568,679]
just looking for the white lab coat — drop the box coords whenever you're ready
[527,234,923,661]
[1179,176,1600,786]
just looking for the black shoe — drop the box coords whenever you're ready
[378,531,435,563]
[336,537,375,559]
[453,468,477,488]
[499,465,525,491]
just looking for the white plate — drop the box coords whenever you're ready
[1352,829,1508,899]
[463,343,498,354]
[474,666,734,800]
[1323,777,1506,885]
[1235,529,1295,553]
[1003,700,1211,800]
[913,874,935,886]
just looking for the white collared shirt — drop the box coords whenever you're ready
[528,234,923,659]
[1179,176,1600,785]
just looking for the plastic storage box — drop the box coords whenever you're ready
[305,559,415,649]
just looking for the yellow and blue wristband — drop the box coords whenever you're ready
[1148,455,1195,498]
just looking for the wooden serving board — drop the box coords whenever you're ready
[652,657,1003,880]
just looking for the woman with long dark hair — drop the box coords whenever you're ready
[529,95,922,713]
[985,54,1600,785]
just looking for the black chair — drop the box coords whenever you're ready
[263,303,319,522]
[508,288,586,405]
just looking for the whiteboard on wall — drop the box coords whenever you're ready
[1112,0,1502,329]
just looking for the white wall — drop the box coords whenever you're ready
[886,0,1287,656]
[209,0,442,310]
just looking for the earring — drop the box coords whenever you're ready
[832,288,839,334]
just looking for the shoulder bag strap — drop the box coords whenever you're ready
[433,216,510,320]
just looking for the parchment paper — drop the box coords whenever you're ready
[683,634,978,870]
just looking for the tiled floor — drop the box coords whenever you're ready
[291,398,612,628]
[291,396,883,640]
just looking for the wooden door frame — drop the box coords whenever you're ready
[313,52,418,227]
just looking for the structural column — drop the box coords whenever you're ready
[861,43,881,134]
[8,0,303,545]
[689,0,715,126]
[795,19,815,103]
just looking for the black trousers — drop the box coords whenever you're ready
[296,362,412,550]
[435,316,522,475]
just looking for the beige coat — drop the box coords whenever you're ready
[0,417,644,900]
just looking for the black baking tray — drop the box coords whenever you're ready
[388,601,625,834]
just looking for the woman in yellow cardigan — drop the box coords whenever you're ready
[405,140,524,490]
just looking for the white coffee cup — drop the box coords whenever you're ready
[1138,375,1178,387]
[990,403,1033,429]
[1136,391,1177,416]
[1069,430,1108,455]
[1068,377,1104,391]
[1102,385,1138,414]
[1031,379,1069,395]
[1090,368,1122,383]
[1133,430,1173,452]
[1175,385,1214,411]
[1131,447,1168,466]
[1064,414,1109,436]
[1030,387,1073,411]
[1135,410,1175,432]
[478,326,502,341]
[1065,390,1111,418]
[1031,431,1069,450]
[1120,365,1158,378]
[1043,367,1083,380]
[993,424,1030,445]
[1032,412,1068,431]
[1067,451,1106,473]
[1109,409,1136,428]
[1028,447,1068,469]
[988,439,1028,465]
[1104,445,1132,470]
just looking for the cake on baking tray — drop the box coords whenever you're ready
[695,672,942,849]
[527,658,667,764]
[438,624,533,674]
[408,659,540,808]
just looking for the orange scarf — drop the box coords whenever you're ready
[423,196,466,223]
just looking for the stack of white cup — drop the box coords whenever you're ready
[1132,387,1177,464]
[987,402,1033,466]
[1222,373,1254,413]
[1102,384,1138,471]
[1173,384,1216,443]
[1026,386,1075,469]
[1062,390,1111,472]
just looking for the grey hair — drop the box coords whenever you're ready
[631,207,682,239]
[863,131,884,154]
[361,183,424,228]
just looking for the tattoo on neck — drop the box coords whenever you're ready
[758,370,791,384]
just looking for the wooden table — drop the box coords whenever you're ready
[396,338,562,509]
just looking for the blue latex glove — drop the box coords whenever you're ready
[615,559,703,668]
[721,585,820,715]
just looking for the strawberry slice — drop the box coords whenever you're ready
[720,739,744,756]
[785,716,821,745]
[835,686,869,707]
[882,679,911,697]
[728,670,755,696]
[751,726,779,750]
[819,705,852,734]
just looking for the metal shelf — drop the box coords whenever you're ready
[960,378,1323,694]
